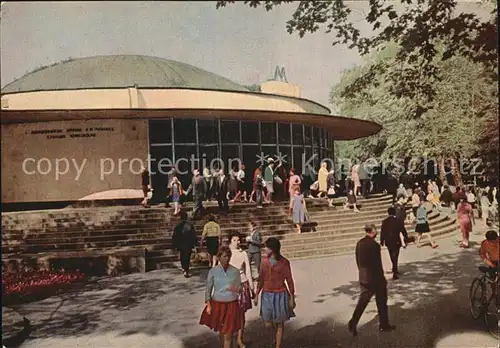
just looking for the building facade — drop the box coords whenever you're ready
[1,55,381,206]
[148,118,334,198]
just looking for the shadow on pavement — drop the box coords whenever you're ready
[13,268,208,340]
[184,246,495,347]
[10,239,498,348]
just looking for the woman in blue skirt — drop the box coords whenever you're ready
[254,238,295,348]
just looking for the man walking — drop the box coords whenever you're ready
[203,165,213,202]
[380,207,408,280]
[358,160,370,198]
[264,158,276,203]
[245,220,262,287]
[215,168,229,214]
[394,197,407,225]
[186,169,206,219]
[140,165,151,207]
[348,224,395,336]
[172,212,197,278]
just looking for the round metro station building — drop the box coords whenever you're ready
[0,55,381,208]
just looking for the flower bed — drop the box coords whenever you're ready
[2,270,87,305]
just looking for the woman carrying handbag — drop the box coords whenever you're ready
[326,169,337,207]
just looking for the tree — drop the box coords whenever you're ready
[331,43,498,184]
[245,84,262,92]
[218,1,498,182]
[217,1,497,115]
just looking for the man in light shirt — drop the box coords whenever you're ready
[264,158,282,203]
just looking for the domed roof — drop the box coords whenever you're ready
[1,55,250,94]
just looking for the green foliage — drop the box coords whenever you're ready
[217,1,498,175]
[245,84,262,92]
[217,1,497,113]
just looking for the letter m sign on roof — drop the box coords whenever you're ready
[274,66,288,83]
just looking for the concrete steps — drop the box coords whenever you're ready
[0,195,394,244]
[1,209,416,243]
[1,194,457,274]
[1,196,394,231]
[279,215,450,246]
[147,214,455,265]
[283,225,456,260]
[0,202,432,250]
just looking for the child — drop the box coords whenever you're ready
[344,189,360,213]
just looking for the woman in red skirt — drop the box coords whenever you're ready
[200,246,243,348]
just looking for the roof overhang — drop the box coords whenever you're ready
[1,87,331,113]
[0,88,381,140]
[0,108,381,140]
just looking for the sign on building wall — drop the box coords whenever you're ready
[1,119,148,203]
[274,66,288,83]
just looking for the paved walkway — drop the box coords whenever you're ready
[10,225,499,348]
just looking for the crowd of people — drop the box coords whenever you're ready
[140,158,373,211]
[186,214,498,348]
[172,210,498,347]
[172,210,292,348]
[141,160,499,236]
[166,159,499,347]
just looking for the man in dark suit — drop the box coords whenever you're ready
[215,169,229,214]
[394,197,407,225]
[348,224,395,336]
[399,171,412,196]
[358,161,370,198]
[172,211,197,278]
[387,173,399,203]
[440,185,453,207]
[185,169,206,219]
[381,207,409,280]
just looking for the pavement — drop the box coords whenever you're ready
[7,224,500,348]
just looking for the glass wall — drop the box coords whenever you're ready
[148,119,334,199]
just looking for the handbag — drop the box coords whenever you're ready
[327,187,335,195]
[310,181,319,191]
[289,293,296,310]
[190,250,201,263]
[303,203,310,222]
[274,176,283,185]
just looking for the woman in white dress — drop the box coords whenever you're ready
[229,231,255,348]
[351,164,361,196]
[317,162,329,198]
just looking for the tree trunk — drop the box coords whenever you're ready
[438,155,448,185]
[451,153,464,187]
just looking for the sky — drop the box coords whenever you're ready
[0,1,493,109]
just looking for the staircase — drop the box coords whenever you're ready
[1,194,456,275]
